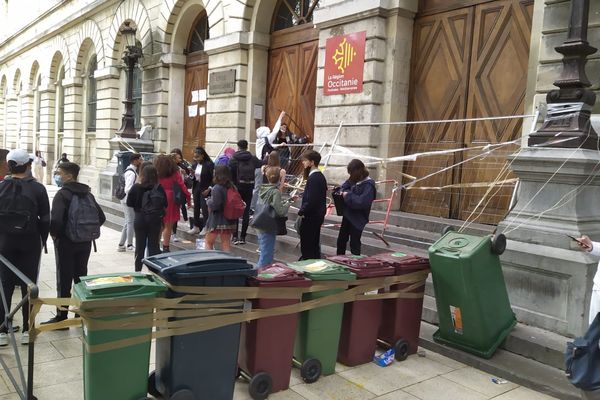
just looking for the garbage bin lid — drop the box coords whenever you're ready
[372,253,430,271]
[143,250,254,278]
[326,255,390,269]
[286,260,356,281]
[254,263,305,282]
[74,273,167,301]
[428,232,485,257]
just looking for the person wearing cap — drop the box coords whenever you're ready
[0,149,50,346]
[256,111,285,161]
[0,149,8,181]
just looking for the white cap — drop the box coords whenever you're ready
[256,126,270,138]
[6,149,33,166]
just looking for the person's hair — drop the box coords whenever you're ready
[347,159,369,183]
[170,148,183,158]
[8,161,28,174]
[265,166,281,184]
[154,154,178,178]
[267,151,280,168]
[138,160,153,179]
[140,165,159,186]
[58,162,80,180]
[237,140,248,150]
[213,165,232,187]
[35,150,41,157]
[61,153,67,159]
[130,153,142,162]
[301,150,321,166]
[0,149,8,165]
[194,146,213,163]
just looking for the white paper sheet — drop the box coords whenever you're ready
[188,105,198,117]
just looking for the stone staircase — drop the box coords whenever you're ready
[99,198,579,399]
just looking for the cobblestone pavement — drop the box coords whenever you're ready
[0,185,558,400]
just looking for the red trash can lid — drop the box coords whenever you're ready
[327,255,390,269]
[254,263,306,282]
[372,252,430,271]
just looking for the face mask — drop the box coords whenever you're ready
[54,174,63,187]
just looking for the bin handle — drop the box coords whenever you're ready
[163,269,253,280]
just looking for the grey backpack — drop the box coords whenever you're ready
[65,193,101,242]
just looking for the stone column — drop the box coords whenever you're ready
[140,54,167,153]
[0,98,4,148]
[164,53,186,152]
[18,89,34,151]
[61,77,83,164]
[38,80,56,183]
[4,94,18,149]
[94,66,121,168]
[244,32,270,139]
[313,0,417,190]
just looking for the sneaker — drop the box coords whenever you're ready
[188,227,200,235]
[171,234,180,243]
[21,331,28,346]
[0,333,7,346]
[117,245,126,252]
[41,316,68,331]
[199,227,207,235]
[126,245,135,252]
[238,238,246,245]
[232,237,239,244]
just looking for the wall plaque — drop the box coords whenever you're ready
[209,69,236,95]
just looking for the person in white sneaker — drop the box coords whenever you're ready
[117,154,142,252]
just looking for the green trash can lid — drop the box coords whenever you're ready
[73,272,167,301]
[286,260,356,281]
[429,231,488,257]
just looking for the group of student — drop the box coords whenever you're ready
[0,149,105,345]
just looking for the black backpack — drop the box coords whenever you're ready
[142,185,167,219]
[0,179,38,235]
[115,167,137,200]
[65,192,102,243]
[261,141,273,161]
[237,158,256,186]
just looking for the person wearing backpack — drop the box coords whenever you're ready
[228,139,262,245]
[126,165,167,271]
[43,162,105,326]
[205,166,241,252]
[0,149,50,345]
[116,153,142,252]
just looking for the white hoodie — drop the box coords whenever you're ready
[588,241,600,324]
[256,114,283,159]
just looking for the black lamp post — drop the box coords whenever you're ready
[528,0,598,149]
[116,21,142,139]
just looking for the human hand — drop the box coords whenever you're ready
[342,192,348,198]
[202,188,211,197]
[577,235,593,252]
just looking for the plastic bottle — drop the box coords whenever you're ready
[196,238,205,250]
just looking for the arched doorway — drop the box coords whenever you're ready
[265,0,318,143]
[182,11,209,161]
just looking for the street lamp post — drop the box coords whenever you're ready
[528,0,598,149]
[116,21,142,139]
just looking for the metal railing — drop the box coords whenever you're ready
[0,254,38,400]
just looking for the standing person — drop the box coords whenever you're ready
[256,111,285,161]
[251,151,286,211]
[188,147,214,235]
[53,153,69,186]
[43,162,105,325]
[297,150,327,260]
[0,149,8,181]
[127,165,167,272]
[204,166,237,252]
[228,139,261,245]
[335,159,376,256]
[0,149,50,345]
[169,150,192,242]
[155,155,190,252]
[255,167,291,267]
[32,150,46,183]
[215,147,236,166]
[117,153,142,252]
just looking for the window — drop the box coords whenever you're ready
[272,0,319,31]
[57,67,65,132]
[187,13,209,53]
[133,64,142,129]
[35,75,41,132]
[86,55,97,132]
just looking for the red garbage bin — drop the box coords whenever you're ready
[327,255,395,366]
[373,252,430,360]
[238,263,312,400]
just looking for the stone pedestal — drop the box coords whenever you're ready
[98,136,154,201]
[497,147,600,337]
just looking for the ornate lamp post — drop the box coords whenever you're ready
[528,0,598,149]
[116,22,142,139]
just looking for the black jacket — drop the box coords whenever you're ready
[339,178,376,230]
[228,150,261,186]
[50,181,106,239]
[299,170,327,219]
[191,160,214,193]
[127,183,167,213]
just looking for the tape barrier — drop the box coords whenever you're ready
[29,269,429,353]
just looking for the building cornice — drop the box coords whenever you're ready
[314,0,417,29]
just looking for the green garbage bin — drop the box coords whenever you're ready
[428,231,515,359]
[287,259,356,375]
[73,273,167,400]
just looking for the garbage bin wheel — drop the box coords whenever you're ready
[442,226,454,235]
[169,389,195,400]
[394,339,410,361]
[249,372,272,400]
[300,358,322,383]
[148,370,161,398]
[491,233,507,255]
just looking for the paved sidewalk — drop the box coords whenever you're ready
[0,186,558,399]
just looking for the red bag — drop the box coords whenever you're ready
[224,187,245,220]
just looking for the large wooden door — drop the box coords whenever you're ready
[183,60,208,161]
[266,25,318,141]
[402,0,533,224]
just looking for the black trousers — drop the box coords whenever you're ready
[299,216,324,260]
[234,187,254,240]
[193,187,209,230]
[134,214,162,272]
[336,217,363,256]
[55,238,92,318]
[0,235,41,332]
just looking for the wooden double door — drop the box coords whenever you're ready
[401,0,533,224]
[183,56,208,162]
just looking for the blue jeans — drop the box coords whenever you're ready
[257,231,276,267]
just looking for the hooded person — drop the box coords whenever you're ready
[256,111,286,161]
